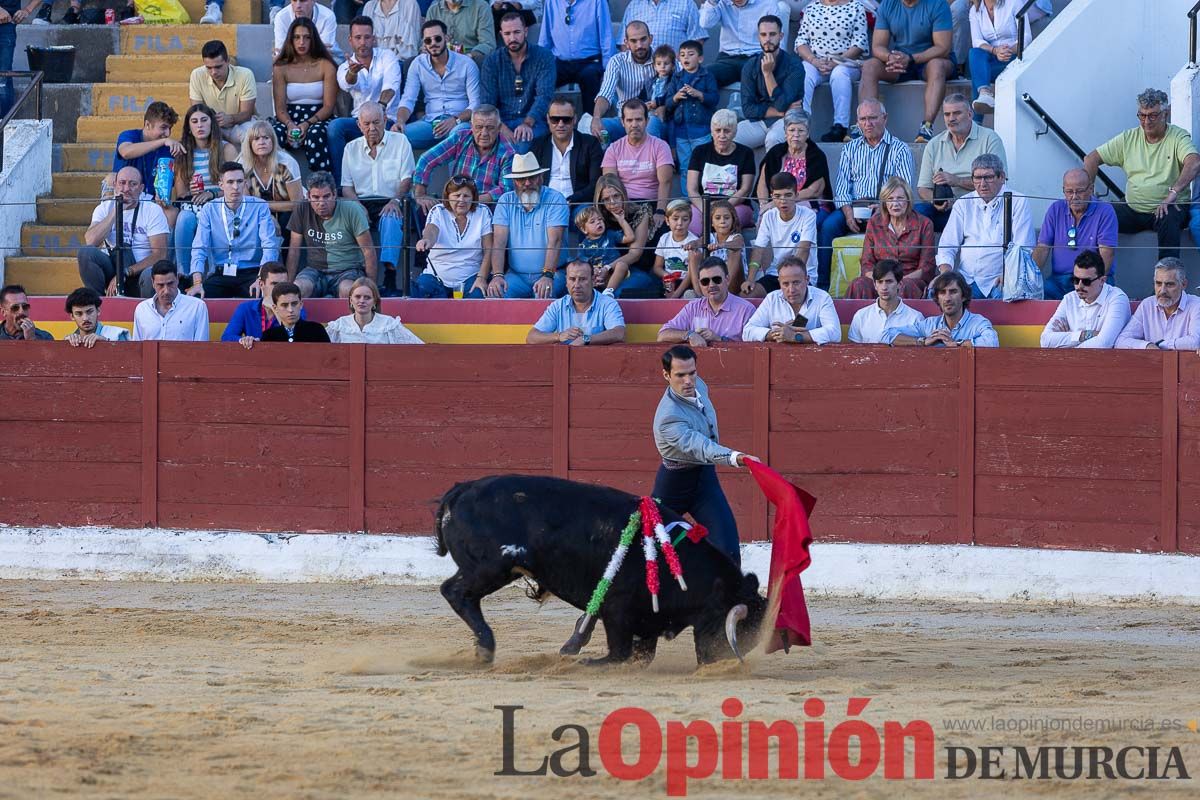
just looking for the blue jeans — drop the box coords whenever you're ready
[1043,271,1073,301]
[0,24,14,117]
[614,268,660,297]
[600,115,666,145]
[652,464,740,567]
[968,279,1002,300]
[404,119,467,151]
[1188,203,1200,251]
[480,269,568,298]
[506,119,549,155]
[914,201,952,233]
[377,208,403,268]
[327,116,362,185]
[174,207,199,278]
[967,48,1007,121]
[413,271,485,298]
[674,132,710,179]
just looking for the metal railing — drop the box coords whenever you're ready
[1020,92,1126,201]
[1190,1,1200,65]
[0,71,44,160]
[1015,0,1041,59]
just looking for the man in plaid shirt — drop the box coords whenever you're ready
[412,105,516,212]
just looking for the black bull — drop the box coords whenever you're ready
[435,474,768,665]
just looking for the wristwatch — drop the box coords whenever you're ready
[917,336,926,347]
[582,334,591,345]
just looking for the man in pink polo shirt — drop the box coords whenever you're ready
[601,98,674,228]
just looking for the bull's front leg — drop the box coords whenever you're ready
[582,613,635,665]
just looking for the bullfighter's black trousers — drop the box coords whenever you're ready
[652,464,741,567]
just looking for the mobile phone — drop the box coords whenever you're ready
[792,313,808,328]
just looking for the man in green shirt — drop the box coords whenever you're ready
[915,93,1006,231]
[1084,88,1200,260]
[425,0,496,66]
[287,172,378,298]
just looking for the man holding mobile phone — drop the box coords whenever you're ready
[742,256,841,344]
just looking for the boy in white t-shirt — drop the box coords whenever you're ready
[745,172,817,297]
[653,199,701,298]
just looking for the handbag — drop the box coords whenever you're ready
[852,140,892,209]
[1001,242,1043,302]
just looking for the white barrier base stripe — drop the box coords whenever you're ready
[0,527,1196,605]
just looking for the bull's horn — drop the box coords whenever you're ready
[725,604,749,663]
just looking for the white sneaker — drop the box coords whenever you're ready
[269,5,282,23]
[199,3,222,23]
[973,86,996,116]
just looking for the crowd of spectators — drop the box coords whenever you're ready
[1,0,1188,352]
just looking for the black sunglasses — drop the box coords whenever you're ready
[1067,225,1077,248]
[1072,275,1102,286]
[549,115,573,124]
[423,35,443,44]
[698,275,724,286]
[514,76,524,96]
[449,175,473,187]
[8,302,30,312]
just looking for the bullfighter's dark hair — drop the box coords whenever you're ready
[662,344,697,372]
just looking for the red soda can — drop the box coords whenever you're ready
[105,8,115,23]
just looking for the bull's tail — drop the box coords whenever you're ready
[433,480,474,557]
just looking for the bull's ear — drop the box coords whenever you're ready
[741,572,761,597]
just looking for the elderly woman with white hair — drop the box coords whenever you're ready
[685,108,757,235]
[755,109,832,230]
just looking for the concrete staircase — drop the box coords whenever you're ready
[8,23,245,294]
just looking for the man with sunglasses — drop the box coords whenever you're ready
[935,152,1032,300]
[538,0,614,114]
[395,19,481,151]
[191,163,282,299]
[0,285,53,341]
[1032,168,1118,301]
[658,256,755,345]
[531,96,603,211]
[1039,250,1129,350]
[1084,88,1200,261]
[480,12,557,154]
[426,0,496,66]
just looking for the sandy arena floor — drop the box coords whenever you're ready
[0,580,1197,798]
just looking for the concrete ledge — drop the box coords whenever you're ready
[0,526,1195,605]
[15,25,119,84]
[39,83,92,143]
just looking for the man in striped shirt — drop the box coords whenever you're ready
[412,105,516,211]
[621,0,706,52]
[589,21,665,143]
[819,98,915,289]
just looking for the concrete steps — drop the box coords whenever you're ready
[21,225,85,258]
[178,0,261,25]
[59,143,116,172]
[5,257,82,295]
[93,82,193,118]
[50,172,106,199]
[77,115,144,143]
[105,54,203,83]
[37,197,96,226]
[119,24,242,56]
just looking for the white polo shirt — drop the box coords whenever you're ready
[340,131,415,200]
[848,298,925,344]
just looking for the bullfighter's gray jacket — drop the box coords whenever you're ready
[653,377,741,469]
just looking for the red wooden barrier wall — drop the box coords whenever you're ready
[1,343,1194,554]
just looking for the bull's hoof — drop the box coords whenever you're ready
[559,613,595,656]
[475,645,495,664]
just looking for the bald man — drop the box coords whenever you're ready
[1032,168,1119,300]
[78,166,171,298]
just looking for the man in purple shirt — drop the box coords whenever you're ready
[657,256,756,345]
[1032,168,1119,300]
[1116,257,1200,350]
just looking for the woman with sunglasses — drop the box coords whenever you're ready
[270,18,338,174]
[413,175,494,298]
[845,176,935,300]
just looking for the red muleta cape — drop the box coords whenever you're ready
[746,460,814,653]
